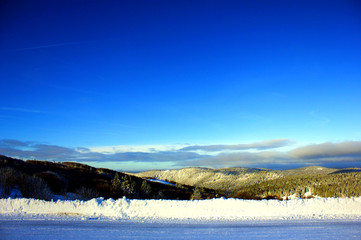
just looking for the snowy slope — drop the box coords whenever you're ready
[1,197,361,221]
[134,166,339,190]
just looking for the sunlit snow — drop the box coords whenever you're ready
[1,197,361,221]
[1,197,361,239]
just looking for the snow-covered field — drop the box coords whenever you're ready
[1,197,361,239]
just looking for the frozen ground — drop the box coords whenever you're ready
[1,197,361,239]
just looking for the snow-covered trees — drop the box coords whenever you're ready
[111,173,137,198]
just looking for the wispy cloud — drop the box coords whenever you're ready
[309,110,330,125]
[46,84,99,95]
[0,139,34,147]
[180,139,293,152]
[89,145,190,154]
[0,107,46,114]
[181,141,361,169]
[13,42,79,51]
[180,151,290,168]
[289,141,361,162]
[0,140,208,164]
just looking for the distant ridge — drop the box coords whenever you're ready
[135,165,361,199]
[135,166,335,189]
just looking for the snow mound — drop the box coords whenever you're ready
[1,197,361,221]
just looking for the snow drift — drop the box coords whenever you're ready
[1,197,361,221]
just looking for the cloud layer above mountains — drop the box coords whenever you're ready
[180,139,293,151]
[1,139,361,170]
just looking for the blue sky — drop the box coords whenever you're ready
[1,0,361,171]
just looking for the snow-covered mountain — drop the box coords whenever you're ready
[135,166,361,199]
[135,166,334,189]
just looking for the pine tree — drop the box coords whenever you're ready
[120,174,137,197]
[191,186,203,200]
[111,173,122,197]
[140,180,152,198]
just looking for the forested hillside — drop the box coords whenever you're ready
[136,166,361,199]
[0,155,220,201]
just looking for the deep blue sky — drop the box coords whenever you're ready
[1,1,361,171]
